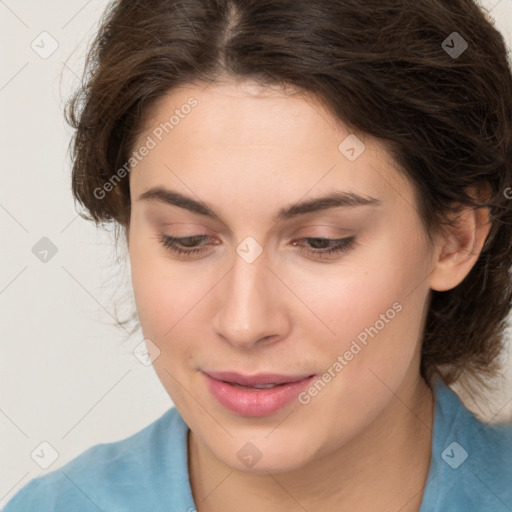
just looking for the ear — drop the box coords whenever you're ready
[429,184,492,292]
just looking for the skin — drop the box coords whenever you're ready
[126,79,491,512]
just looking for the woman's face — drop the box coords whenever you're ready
[127,79,436,473]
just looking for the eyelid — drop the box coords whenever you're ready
[147,207,361,239]
[158,232,356,260]
[291,224,355,239]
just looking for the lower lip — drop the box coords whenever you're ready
[203,373,316,417]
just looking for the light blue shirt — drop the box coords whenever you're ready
[3,373,512,511]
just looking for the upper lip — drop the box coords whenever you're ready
[203,370,315,386]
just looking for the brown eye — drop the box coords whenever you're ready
[159,234,211,256]
[291,237,356,259]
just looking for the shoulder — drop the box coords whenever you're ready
[437,379,512,476]
[422,375,512,512]
[2,407,189,512]
[456,404,512,502]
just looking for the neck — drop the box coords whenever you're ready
[188,371,435,512]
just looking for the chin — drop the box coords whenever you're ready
[206,430,320,475]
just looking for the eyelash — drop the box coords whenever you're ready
[158,234,356,259]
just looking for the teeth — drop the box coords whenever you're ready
[231,382,280,389]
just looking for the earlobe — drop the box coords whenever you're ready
[429,203,491,292]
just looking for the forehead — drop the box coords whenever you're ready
[139,80,356,149]
[130,80,412,213]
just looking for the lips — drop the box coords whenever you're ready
[204,370,314,387]
[202,370,317,416]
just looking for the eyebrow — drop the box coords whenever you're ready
[137,186,382,224]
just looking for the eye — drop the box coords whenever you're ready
[291,236,356,259]
[158,234,212,257]
[158,234,356,260]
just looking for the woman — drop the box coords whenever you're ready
[4,0,512,511]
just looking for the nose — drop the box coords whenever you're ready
[212,246,291,350]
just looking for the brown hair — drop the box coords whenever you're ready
[65,0,512,402]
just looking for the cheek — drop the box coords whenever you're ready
[130,250,199,404]
[298,240,429,372]
[129,233,216,359]
[290,260,401,339]
[129,233,178,336]
[293,252,429,439]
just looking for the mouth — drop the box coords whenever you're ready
[203,370,314,386]
[202,370,317,417]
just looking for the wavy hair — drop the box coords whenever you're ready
[64,0,512,404]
